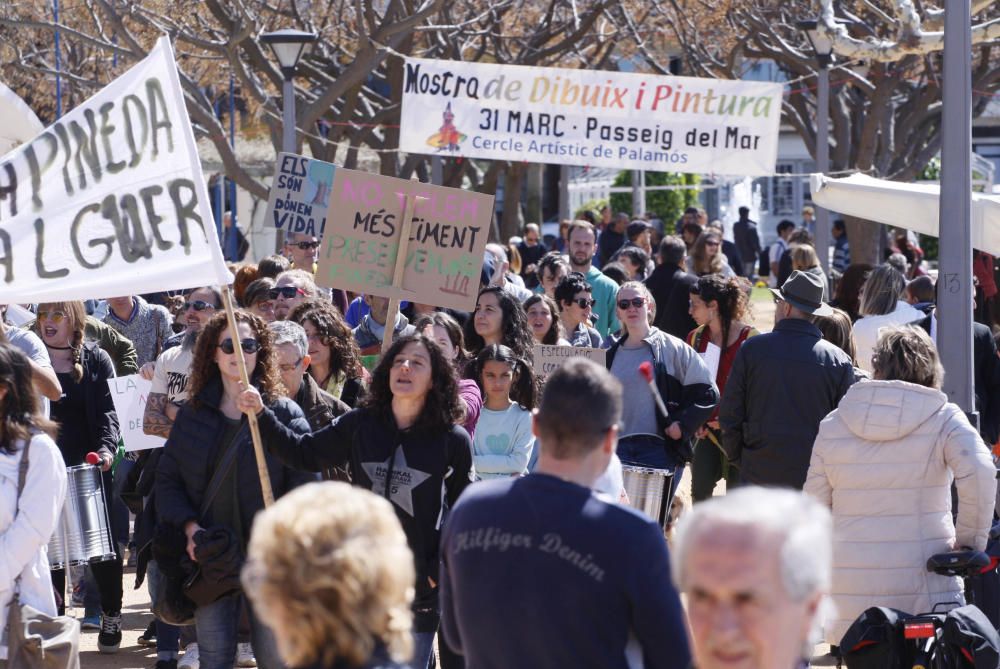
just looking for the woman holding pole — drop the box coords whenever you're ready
[236,333,474,669]
[155,310,314,669]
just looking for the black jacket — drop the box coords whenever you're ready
[917,313,1000,445]
[719,318,856,489]
[254,406,473,629]
[733,218,761,262]
[721,239,744,277]
[646,265,697,339]
[155,379,315,537]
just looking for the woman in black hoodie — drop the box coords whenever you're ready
[238,333,473,669]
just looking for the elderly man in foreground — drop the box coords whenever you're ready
[673,487,832,669]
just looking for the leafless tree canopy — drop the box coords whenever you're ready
[632,0,1000,261]
[0,0,649,216]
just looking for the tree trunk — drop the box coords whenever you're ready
[500,163,526,242]
[525,164,544,225]
[845,215,882,265]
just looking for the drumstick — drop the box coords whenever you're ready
[85,452,101,466]
[638,361,670,420]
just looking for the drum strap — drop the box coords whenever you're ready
[199,422,249,520]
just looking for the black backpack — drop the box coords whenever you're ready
[942,605,1000,668]
[840,606,914,669]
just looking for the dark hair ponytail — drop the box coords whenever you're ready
[690,275,749,345]
[470,344,539,411]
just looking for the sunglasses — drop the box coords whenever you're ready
[288,241,320,250]
[269,286,306,299]
[705,240,721,247]
[218,338,261,355]
[617,297,647,310]
[572,298,596,309]
[184,300,216,312]
[37,310,67,323]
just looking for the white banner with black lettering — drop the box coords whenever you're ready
[0,36,231,302]
[399,58,783,176]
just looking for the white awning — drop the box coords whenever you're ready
[810,172,1000,254]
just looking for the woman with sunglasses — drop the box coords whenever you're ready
[464,287,534,361]
[686,231,735,278]
[242,277,277,323]
[554,272,602,348]
[32,301,126,651]
[155,311,315,669]
[605,282,718,505]
[235,333,473,669]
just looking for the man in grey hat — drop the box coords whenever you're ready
[719,271,856,489]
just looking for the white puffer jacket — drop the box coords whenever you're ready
[805,380,996,645]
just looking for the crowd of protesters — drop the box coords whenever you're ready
[2,204,999,669]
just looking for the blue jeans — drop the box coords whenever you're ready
[146,561,180,654]
[412,631,436,669]
[617,434,685,508]
[194,594,281,669]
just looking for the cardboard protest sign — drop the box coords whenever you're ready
[0,36,231,302]
[315,168,494,311]
[263,153,336,237]
[532,345,607,378]
[107,375,165,452]
[400,57,783,176]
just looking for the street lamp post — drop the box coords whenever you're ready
[938,0,976,423]
[261,29,318,248]
[798,20,834,279]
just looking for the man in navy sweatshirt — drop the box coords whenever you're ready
[440,358,691,669]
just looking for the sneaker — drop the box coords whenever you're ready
[236,642,257,667]
[155,661,178,669]
[97,612,122,654]
[137,620,157,646]
[80,615,100,630]
[178,643,200,669]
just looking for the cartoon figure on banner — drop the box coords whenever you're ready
[427,102,466,152]
[306,159,334,207]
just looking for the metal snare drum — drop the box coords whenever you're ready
[621,465,675,531]
[48,464,116,569]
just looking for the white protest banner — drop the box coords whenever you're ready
[0,36,231,302]
[532,344,607,379]
[108,374,165,452]
[263,153,336,237]
[315,166,494,312]
[400,58,783,176]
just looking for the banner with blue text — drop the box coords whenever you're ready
[0,36,231,302]
[399,58,782,176]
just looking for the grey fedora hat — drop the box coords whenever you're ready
[769,270,833,316]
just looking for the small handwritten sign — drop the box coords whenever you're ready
[315,168,494,312]
[107,374,165,452]
[263,153,336,237]
[532,345,607,379]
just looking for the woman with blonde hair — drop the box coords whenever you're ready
[813,307,865,376]
[790,244,828,300]
[686,231,735,278]
[243,481,414,669]
[32,301,125,651]
[805,325,996,646]
[852,263,924,372]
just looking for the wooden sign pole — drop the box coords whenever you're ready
[380,194,424,354]
[219,285,275,506]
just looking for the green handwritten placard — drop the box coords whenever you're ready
[315,168,494,312]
